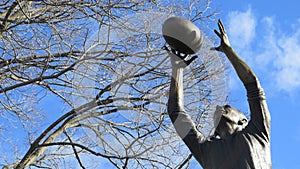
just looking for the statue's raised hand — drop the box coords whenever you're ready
[212,19,231,52]
[163,46,197,69]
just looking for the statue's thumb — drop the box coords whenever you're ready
[185,55,198,66]
[210,46,221,52]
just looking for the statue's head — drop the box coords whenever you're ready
[213,105,248,138]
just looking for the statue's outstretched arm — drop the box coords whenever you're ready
[166,48,206,164]
[212,20,257,84]
[213,20,271,139]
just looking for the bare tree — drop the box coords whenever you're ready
[0,0,227,168]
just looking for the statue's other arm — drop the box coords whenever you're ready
[166,51,206,164]
[213,20,271,139]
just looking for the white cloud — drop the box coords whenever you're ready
[274,29,300,91]
[226,7,300,93]
[255,17,280,66]
[227,7,256,49]
[257,17,300,91]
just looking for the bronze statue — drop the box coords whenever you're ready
[166,20,271,169]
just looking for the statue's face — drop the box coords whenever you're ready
[214,105,248,138]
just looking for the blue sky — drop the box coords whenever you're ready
[214,1,300,169]
[1,1,299,168]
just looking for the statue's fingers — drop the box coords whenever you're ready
[210,46,222,52]
[181,53,189,60]
[218,19,223,32]
[162,45,170,52]
[185,55,198,66]
[218,19,226,34]
[210,47,217,51]
[171,48,177,55]
[214,29,222,38]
